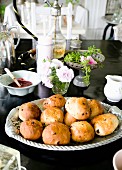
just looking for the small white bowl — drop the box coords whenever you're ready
[0,70,41,96]
[113,149,122,170]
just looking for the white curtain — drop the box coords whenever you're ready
[84,0,107,39]
[85,0,107,28]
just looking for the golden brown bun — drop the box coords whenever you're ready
[64,112,77,126]
[43,94,66,109]
[42,122,70,145]
[88,99,104,119]
[91,113,119,136]
[19,102,41,121]
[65,97,90,120]
[70,121,95,143]
[20,119,43,140]
[40,107,64,125]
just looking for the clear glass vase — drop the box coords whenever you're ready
[52,82,70,95]
[73,70,90,87]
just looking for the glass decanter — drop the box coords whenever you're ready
[47,0,66,59]
[0,23,20,75]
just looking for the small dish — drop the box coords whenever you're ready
[0,70,41,96]
[113,149,122,170]
[70,39,82,49]
[0,144,21,170]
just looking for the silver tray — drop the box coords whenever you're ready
[5,98,122,151]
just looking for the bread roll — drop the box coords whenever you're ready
[19,102,41,121]
[88,99,104,119]
[43,94,66,109]
[40,107,64,125]
[64,112,77,126]
[20,119,43,140]
[65,97,90,120]
[70,121,95,143]
[42,122,70,145]
[91,113,119,136]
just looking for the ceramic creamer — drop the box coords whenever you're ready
[104,75,122,102]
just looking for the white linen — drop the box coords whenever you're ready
[74,5,88,29]
[4,3,17,26]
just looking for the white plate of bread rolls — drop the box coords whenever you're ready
[5,94,122,151]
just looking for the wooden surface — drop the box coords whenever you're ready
[1,39,122,170]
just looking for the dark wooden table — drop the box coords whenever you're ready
[1,39,122,170]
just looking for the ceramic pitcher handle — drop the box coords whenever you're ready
[8,26,20,49]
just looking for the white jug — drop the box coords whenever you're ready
[104,75,122,102]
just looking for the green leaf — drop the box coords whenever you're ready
[64,45,103,85]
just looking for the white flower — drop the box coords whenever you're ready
[41,59,74,88]
[50,59,64,69]
[41,75,53,88]
[80,56,87,62]
[56,66,74,83]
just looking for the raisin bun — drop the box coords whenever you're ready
[65,97,90,120]
[43,94,66,109]
[88,99,104,119]
[19,102,41,121]
[70,121,95,143]
[42,122,70,145]
[40,107,64,126]
[20,119,43,140]
[64,112,77,126]
[91,113,119,136]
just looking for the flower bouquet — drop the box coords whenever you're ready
[64,45,105,87]
[40,59,74,95]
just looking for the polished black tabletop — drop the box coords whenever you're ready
[1,39,122,170]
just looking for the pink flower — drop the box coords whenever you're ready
[80,56,97,65]
[87,56,97,65]
[56,66,74,83]
[41,59,74,88]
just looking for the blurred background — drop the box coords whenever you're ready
[0,0,122,40]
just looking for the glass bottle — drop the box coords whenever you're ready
[0,23,20,75]
[47,0,66,59]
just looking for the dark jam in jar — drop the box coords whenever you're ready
[9,78,32,88]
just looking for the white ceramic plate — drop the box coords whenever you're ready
[5,98,122,151]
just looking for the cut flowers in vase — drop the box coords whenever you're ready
[40,59,74,94]
[64,45,104,85]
